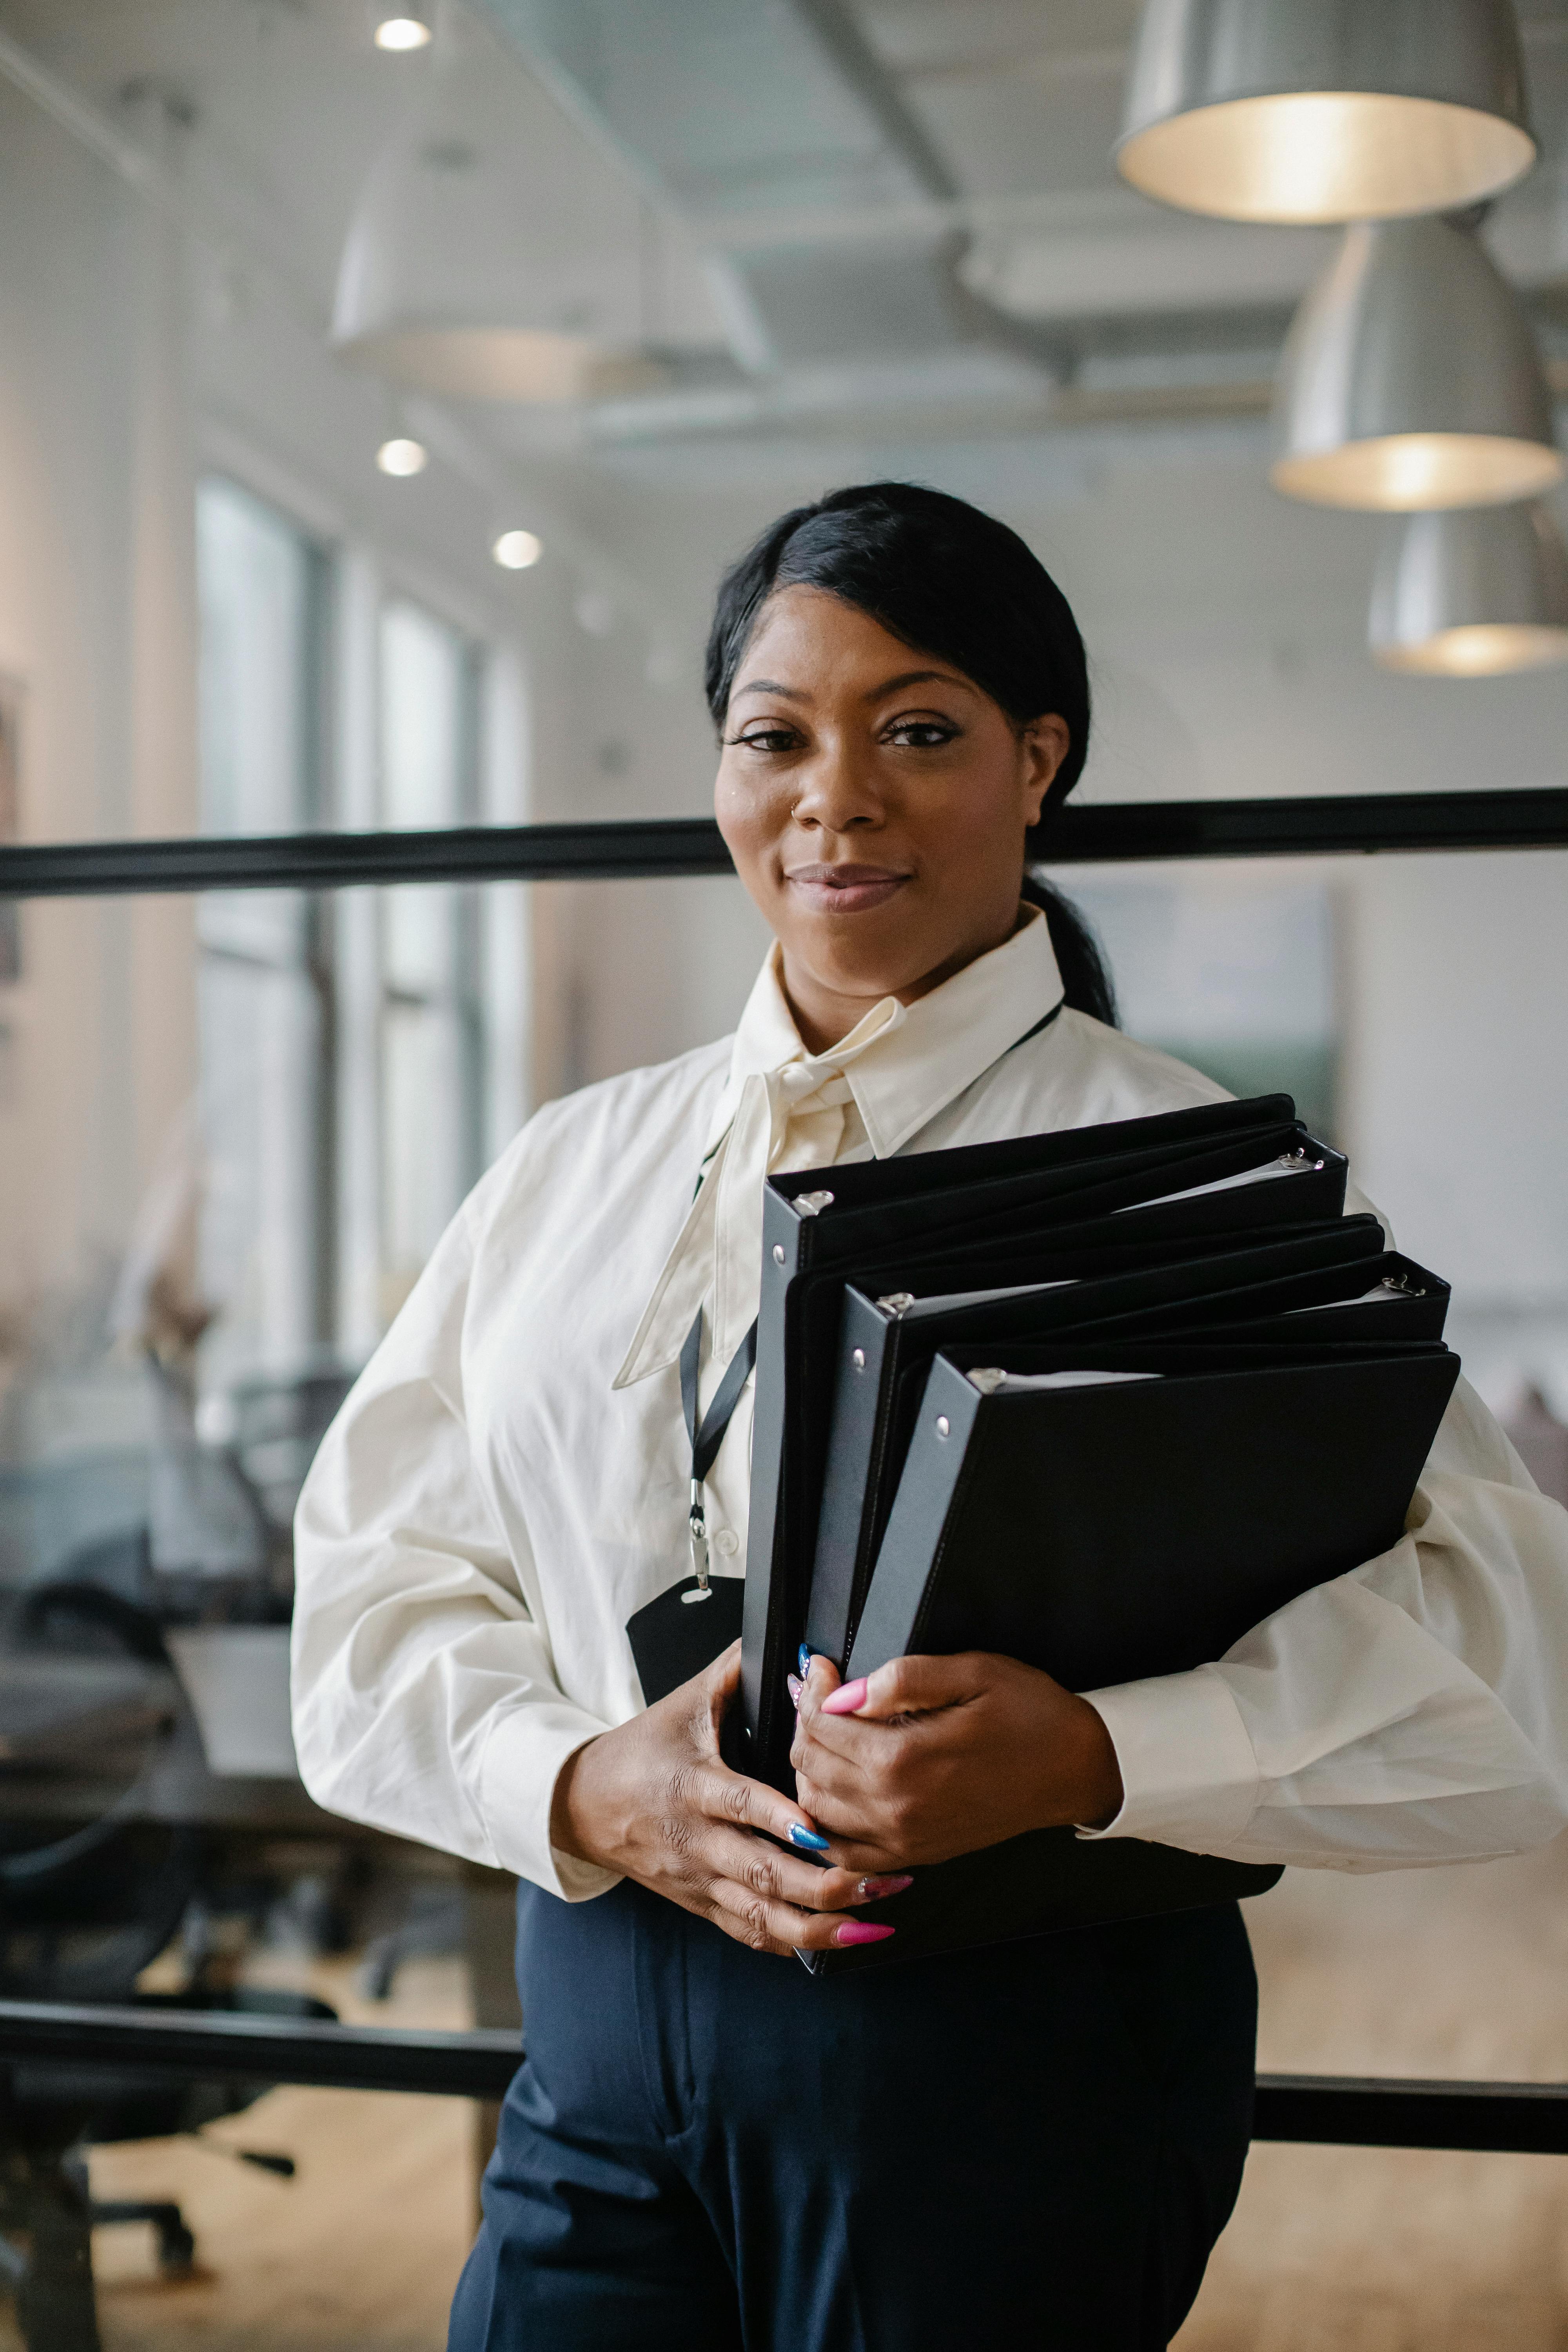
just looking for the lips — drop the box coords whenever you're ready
[784,864,911,915]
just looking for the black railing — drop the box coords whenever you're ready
[1,787,1566,898]
[2,2003,1566,2152]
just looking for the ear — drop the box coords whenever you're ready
[1018,714,1071,827]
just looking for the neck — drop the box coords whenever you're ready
[778,912,1025,1055]
[777,966,892,1056]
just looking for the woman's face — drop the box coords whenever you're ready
[715,586,1069,1051]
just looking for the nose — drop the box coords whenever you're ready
[789,729,884,837]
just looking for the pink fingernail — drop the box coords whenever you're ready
[822,1678,869,1716]
[857,1875,913,1900]
[786,1673,802,1705]
[834,1920,895,1947]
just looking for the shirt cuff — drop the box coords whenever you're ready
[477,1699,624,1902]
[1077,1664,1261,1853]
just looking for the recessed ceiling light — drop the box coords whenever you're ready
[376,435,427,477]
[492,529,542,570]
[374,8,432,53]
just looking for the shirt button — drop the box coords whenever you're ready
[714,1528,739,1557]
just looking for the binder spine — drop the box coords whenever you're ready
[805,1289,897,1671]
[740,1188,806,1773]
[846,1360,983,1681]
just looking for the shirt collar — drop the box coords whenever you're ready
[704,903,1065,1162]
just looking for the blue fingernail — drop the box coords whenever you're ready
[788,1823,829,1853]
[798,1643,812,1677]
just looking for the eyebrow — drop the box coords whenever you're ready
[864,668,973,701]
[731,667,973,706]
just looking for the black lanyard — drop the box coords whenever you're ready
[679,1308,757,1597]
[669,995,1058,1598]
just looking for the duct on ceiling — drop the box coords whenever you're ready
[474,0,1062,407]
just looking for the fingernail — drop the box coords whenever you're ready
[834,1921,895,1947]
[856,1875,913,1901]
[787,1823,830,1853]
[786,1673,802,1705]
[797,1642,813,1677]
[821,1677,869,1716]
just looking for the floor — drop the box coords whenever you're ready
[1176,1837,1568,2350]
[5,1956,477,2352]
[6,1846,1568,2348]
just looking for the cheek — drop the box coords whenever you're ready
[906,771,1025,884]
[715,767,789,886]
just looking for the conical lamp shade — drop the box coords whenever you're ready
[1118,0,1535,224]
[331,59,649,402]
[1270,215,1561,511]
[1371,502,1568,673]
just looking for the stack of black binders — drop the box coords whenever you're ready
[736,1094,1459,1975]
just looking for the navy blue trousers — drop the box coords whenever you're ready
[449,1880,1256,2352]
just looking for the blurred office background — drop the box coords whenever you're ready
[0,2,1566,2346]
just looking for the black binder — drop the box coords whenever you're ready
[739,1096,1348,1788]
[798,1336,1458,1975]
[804,1222,1396,1671]
[1203,1254,1449,1346]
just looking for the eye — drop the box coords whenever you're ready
[728,726,800,754]
[884,717,958,749]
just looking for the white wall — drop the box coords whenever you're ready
[0,83,198,1334]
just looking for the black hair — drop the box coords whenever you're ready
[704,481,1116,1027]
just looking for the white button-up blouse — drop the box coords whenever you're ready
[291,909,1568,1903]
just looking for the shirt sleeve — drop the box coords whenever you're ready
[1079,1375,1568,1869]
[290,1175,620,1903]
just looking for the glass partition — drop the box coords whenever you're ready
[0,859,1564,2352]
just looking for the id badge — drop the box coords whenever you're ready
[626,1574,745,1707]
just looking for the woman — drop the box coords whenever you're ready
[292,483,1568,2350]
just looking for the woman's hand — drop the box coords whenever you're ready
[789,1650,1124,1874]
[550,1642,909,1958]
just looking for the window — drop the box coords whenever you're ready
[192,475,334,1392]
[194,479,333,1397]
[376,600,486,1320]
[1069,872,1339,1140]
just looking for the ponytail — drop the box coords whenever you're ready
[1022,874,1117,1029]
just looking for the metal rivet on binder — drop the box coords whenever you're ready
[852,1348,865,1370]
[935,1416,950,1438]
[772,1245,785,1265]
[795,1190,835,1217]
[968,1368,1005,1396]
[877,1292,915,1317]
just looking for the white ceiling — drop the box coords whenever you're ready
[1,0,1566,479]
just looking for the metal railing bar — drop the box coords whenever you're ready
[1,788,1565,899]
[0,818,733,899]
[1047,787,1568,862]
[4,2004,1568,2151]
[1252,2072,1568,2155]
[0,2002,523,2100]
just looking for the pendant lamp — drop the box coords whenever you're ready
[1118,0,1535,224]
[331,57,648,403]
[1270,214,1561,510]
[1371,501,1568,673]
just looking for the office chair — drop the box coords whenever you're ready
[0,1580,332,2352]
